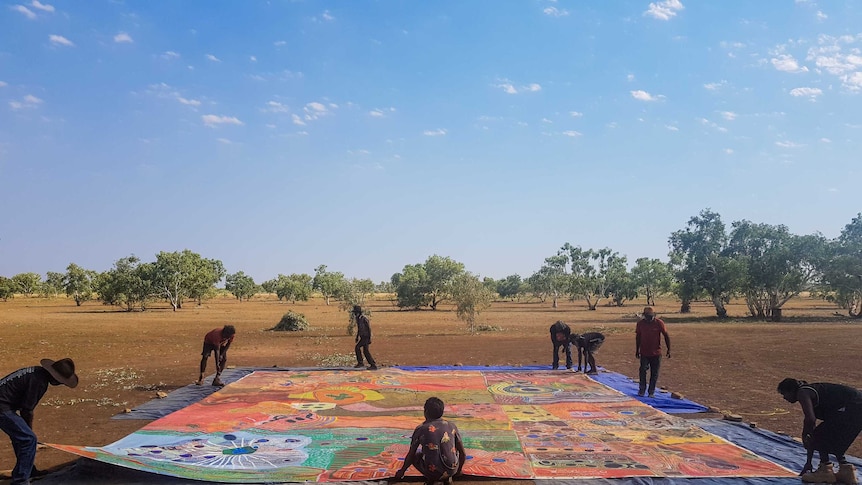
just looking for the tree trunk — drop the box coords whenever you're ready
[771,307,782,322]
[712,295,728,318]
[680,299,691,313]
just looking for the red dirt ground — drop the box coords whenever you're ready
[1,295,860,481]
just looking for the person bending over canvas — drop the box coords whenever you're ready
[0,358,78,485]
[549,320,572,370]
[393,397,466,485]
[571,331,605,374]
[777,378,862,484]
[196,325,235,387]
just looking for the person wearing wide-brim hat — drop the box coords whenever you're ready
[635,307,670,398]
[0,357,78,485]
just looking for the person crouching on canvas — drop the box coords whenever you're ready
[393,397,466,485]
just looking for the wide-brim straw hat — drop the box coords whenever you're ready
[41,358,79,388]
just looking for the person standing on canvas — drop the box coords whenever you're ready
[196,325,235,386]
[549,320,572,370]
[0,358,78,485]
[635,306,670,398]
[352,305,377,370]
[393,397,466,484]
[777,378,862,484]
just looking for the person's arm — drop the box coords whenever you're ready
[797,388,817,474]
[455,430,467,476]
[577,343,584,370]
[393,437,420,481]
[663,329,671,358]
[635,328,641,359]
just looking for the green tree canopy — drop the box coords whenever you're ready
[451,272,493,334]
[64,263,96,306]
[496,274,523,300]
[820,213,862,317]
[12,272,41,296]
[313,265,346,305]
[94,255,156,311]
[225,271,259,301]
[631,258,673,306]
[0,277,16,301]
[151,250,221,311]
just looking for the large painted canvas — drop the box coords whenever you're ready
[49,369,795,483]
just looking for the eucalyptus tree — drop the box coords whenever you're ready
[11,272,41,296]
[225,271,258,301]
[727,221,825,320]
[669,209,743,318]
[821,213,862,317]
[313,265,346,306]
[631,258,673,306]
[64,263,96,306]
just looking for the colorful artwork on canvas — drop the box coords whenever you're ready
[48,369,795,483]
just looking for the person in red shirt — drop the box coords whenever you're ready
[195,325,235,387]
[635,306,670,398]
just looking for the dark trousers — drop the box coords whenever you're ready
[638,356,662,395]
[0,410,37,485]
[552,342,572,369]
[355,338,376,366]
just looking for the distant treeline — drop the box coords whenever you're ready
[2,209,860,321]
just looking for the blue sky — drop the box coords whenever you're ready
[1,0,860,284]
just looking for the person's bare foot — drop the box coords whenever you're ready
[212,379,225,387]
[194,379,203,386]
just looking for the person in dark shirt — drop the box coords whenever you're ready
[0,358,78,485]
[196,325,235,386]
[778,378,862,484]
[549,321,572,370]
[393,397,466,485]
[352,305,377,370]
[635,306,670,398]
[571,332,605,374]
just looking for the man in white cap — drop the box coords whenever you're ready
[0,357,78,485]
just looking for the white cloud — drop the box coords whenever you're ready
[201,114,243,127]
[775,140,803,148]
[264,100,289,113]
[627,74,636,82]
[249,55,257,62]
[291,114,306,126]
[113,32,133,43]
[162,51,180,60]
[842,71,862,91]
[820,137,832,143]
[630,90,664,101]
[562,130,582,137]
[321,10,335,21]
[704,80,728,90]
[816,10,827,20]
[698,118,728,132]
[217,138,232,144]
[49,34,74,47]
[569,111,583,117]
[720,111,737,121]
[369,107,395,117]
[666,125,679,131]
[11,5,36,19]
[423,128,447,136]
[301,101,334,121]
[724,148,734,155]
[274,40,287,47]
[205,54,221,62]
[493,80,541,94]
[644,0,684,20]
[9,94,43,110]
[0,81,7,88]
[789,86,823,98]
[494,81,518,94]
[771,54,808,73]
[177,97,201,107]
[542,118,553,124]
[30,0,53,12]
[543,6,569,17]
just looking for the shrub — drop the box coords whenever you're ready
[273,311,309,331]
